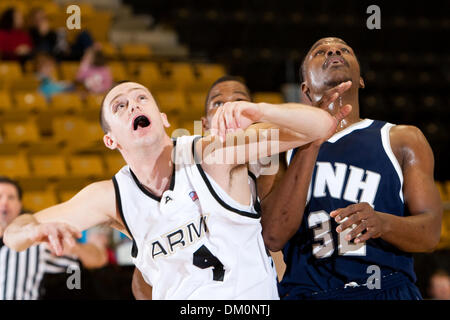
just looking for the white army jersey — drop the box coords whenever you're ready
[113,135,279,300]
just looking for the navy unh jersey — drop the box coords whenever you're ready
[279,119,416,297]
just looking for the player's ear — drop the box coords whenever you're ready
[160,112,170,128]
[103,133,117,150]
[201,116,209,131]
[301,82,313,104]
[359,76,365,89]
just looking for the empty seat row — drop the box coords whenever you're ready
[0,152,125,180]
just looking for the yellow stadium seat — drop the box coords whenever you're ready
[444,181,450,202]
[0,91,12,112]
[11,75,40,91]
[104,153,126,176]
[54,177,91,202]
[86,93,104,110]
[121,44,152,60]
[83,121,104,144]
[166,62,197,88]
[0,154,30,178]
[30,155,67,178]
[84,12,112,42]
[68,155,105,178]
[50,93,83,112]
[3,121,40,143]
[0,62,22,82]
[196,63,226,84]
[52,116,86,144]
[0,2,27,16]
[154,91,188,114]
[187,91,208,112]
[99,42,118,59]
[22,189,58,212]
[13,91,47,111]
[60,62,80,81]
[436,182,448,202]
[137,62,173,91]
[253,92,284,104]
[30,1,60,15]
[108,62,128,82]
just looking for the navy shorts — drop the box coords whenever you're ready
[281,272,422,300]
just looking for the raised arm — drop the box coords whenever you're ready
[331,125,443,252]
[3,180,123,255]
[198,82,352,168]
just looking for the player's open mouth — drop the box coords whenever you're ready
[133,115,151,130]
[323,56,348,69]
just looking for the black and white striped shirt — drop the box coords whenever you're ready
[0,238,80,300]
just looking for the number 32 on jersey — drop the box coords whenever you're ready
[308,210,366,258]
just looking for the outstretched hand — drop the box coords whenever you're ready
[30,222,82,256]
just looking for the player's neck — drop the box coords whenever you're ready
[127,136,174,197]
[332,91,361,133]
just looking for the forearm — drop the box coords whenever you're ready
[71,243,108,269]
[260,103,334,142]
[3,214,40,252]
[261,143,320,251]
[378,210,442,252]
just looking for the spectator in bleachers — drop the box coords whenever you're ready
[27,7,70,61]
[69,30,95,61]
[0,7,33,61]
[76,44,113,94]
[428,269,450,300]
[34,52,74,101]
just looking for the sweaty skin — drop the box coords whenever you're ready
[260,37,442,252]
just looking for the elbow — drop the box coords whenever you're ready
[262,230,290,252]
[422,234,441,253]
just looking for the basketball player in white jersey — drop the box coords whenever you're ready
[4,81,350,299]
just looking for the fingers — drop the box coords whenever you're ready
[319,81,352,108]
[47,230,64,256]
[334,104,352,123]
[320,92,339,109]
[335,81,352,95]
[336,211,366,233]
[36,223,81,256]
[330,203,362,221]
[355,229,376,243]
[344,220,367,242]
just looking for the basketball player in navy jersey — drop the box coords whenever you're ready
[263,37,443,299]
[4,80,351,299]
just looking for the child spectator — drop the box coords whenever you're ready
[76,45,113,94]
[34,53,73,101]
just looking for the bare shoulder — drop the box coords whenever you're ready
[390,125,428,145]
[389,125,434,170]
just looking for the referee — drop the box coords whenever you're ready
[0,176,81,300]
